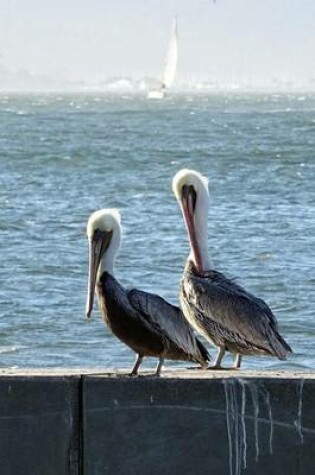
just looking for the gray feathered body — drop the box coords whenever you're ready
[180,261,292,359]
[97,272,209,365]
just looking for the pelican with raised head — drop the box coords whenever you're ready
[86,208,210,376]
[172,169,292,369]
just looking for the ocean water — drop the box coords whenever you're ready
[0,91,314,371]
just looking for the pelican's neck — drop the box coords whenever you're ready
[190,192,212,271]
[98,225,121,278]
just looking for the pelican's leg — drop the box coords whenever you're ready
[130,354,143,376]
[208,347,225,370]
[200,360,209,370]
[155,357,164,377]
[233,354,242,369]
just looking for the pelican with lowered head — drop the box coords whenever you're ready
[172,168,292,369]
[86,208,210,376]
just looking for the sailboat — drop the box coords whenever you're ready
[147,18,178,99]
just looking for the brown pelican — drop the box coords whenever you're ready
[172,169,292,369]
[85,208,210,376]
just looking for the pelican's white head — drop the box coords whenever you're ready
[86,208,122,318]
[172,169,211,271]
[87,208,121,241]
[172,168,209,204]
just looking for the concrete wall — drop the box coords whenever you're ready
[0,370,314,475]
[0,375,80,475]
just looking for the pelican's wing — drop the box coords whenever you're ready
[183,270,291,358]
[128,288,208,360]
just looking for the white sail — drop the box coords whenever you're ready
[163,18,178,88]
[147,17,178,99]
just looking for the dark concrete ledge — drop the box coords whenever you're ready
[0,373,80,475]
[0,369,314,475]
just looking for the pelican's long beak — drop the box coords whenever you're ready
[85,231,104,318]
[181,185,203,271]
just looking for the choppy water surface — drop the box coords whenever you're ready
[0,92,314,370]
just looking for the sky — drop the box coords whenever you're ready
[0,0,314,85]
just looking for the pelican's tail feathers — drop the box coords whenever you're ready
[196,338,211,364]
[271,332,293,360]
